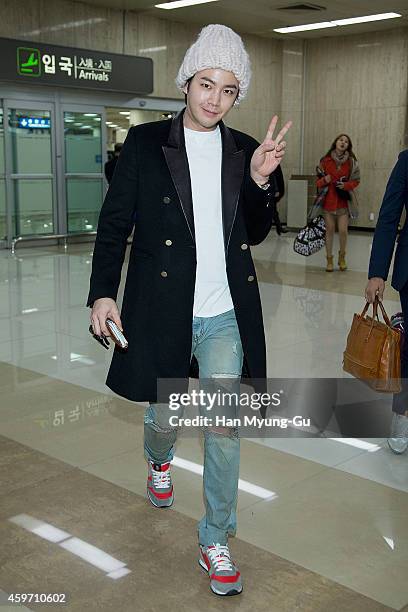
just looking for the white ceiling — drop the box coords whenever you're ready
[74,0,408,38]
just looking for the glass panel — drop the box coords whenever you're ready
[9,109,52,174]
[12,179,53,237]
[0,179,6,240]
[66,178,102,233]
[0,108,4,174]
[64,112,102,173]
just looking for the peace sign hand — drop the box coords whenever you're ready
[250,115,292,185]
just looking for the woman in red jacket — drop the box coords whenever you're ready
[316,134,360,271]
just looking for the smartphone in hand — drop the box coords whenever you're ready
[88,319,128,350]
[106,318,128,349]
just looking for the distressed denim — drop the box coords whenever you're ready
[144,308,243,546]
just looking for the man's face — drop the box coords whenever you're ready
[183,68,239,131]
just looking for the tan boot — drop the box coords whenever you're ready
[338,250,347,271]
[326,255,334,272]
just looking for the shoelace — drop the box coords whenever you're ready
[151,464,171,489]
[206,543,233,572]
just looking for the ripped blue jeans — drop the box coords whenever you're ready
[144,308,243,546]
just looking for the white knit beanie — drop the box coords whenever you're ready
[175,24,251,105]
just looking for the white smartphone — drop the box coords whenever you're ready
[106,318,128,349]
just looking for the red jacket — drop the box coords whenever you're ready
[316,155,359,211]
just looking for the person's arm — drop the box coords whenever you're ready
[86,127,138,309]
[243,115,292,244]
[316,163,330,188]
[343,179,359,191]
[242,170,276,245]
[368,151,408,283]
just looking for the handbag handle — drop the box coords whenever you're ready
[360,295,391,327]
[376,297,392,327]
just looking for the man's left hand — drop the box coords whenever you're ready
[250,115,292,185]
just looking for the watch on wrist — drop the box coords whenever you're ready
[256,180,270,190]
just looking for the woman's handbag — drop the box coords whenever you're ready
[343,298,402,393]
[293,215,326,257]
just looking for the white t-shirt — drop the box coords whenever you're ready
[184,125,234,318]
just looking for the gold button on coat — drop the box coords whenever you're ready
[165,240,172,246]
[163,196,171,204]
[160,271,168,278]
[241,243,248,250]
[247,275,255,282]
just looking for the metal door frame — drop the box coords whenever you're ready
[58,102,106,235]
[3,98,57,248]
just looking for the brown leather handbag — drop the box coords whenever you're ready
[343,298,402,393]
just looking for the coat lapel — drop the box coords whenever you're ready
[219,121,245,253]
[162,110,195,243]
[162,109,245,252]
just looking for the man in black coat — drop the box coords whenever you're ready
[87,24,291,596]
[366,150,408,455]
[104,143,123,184]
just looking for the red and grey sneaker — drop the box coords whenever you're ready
[146,460,174,508]
[199,543,243,596]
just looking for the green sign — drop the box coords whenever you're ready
[17,47,41,77]
[0,37,153,95]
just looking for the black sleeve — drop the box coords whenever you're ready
[368,151,408,281]
[242,169,277,246]
[86,128,138,307]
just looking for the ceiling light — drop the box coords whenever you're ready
[156,0,220,9]
[119,111,130,115]
[84,113,98,117]
[274,22,335,33]
[139,45,167,53]
[274,12,401,33]
[333,13,401,26]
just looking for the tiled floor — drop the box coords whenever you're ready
[0,233,407,611]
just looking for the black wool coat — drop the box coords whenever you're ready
[86,109,278,406]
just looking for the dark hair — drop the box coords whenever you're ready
[184,76,193,104]
[114,143,123,153]
[325,134,357,160]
